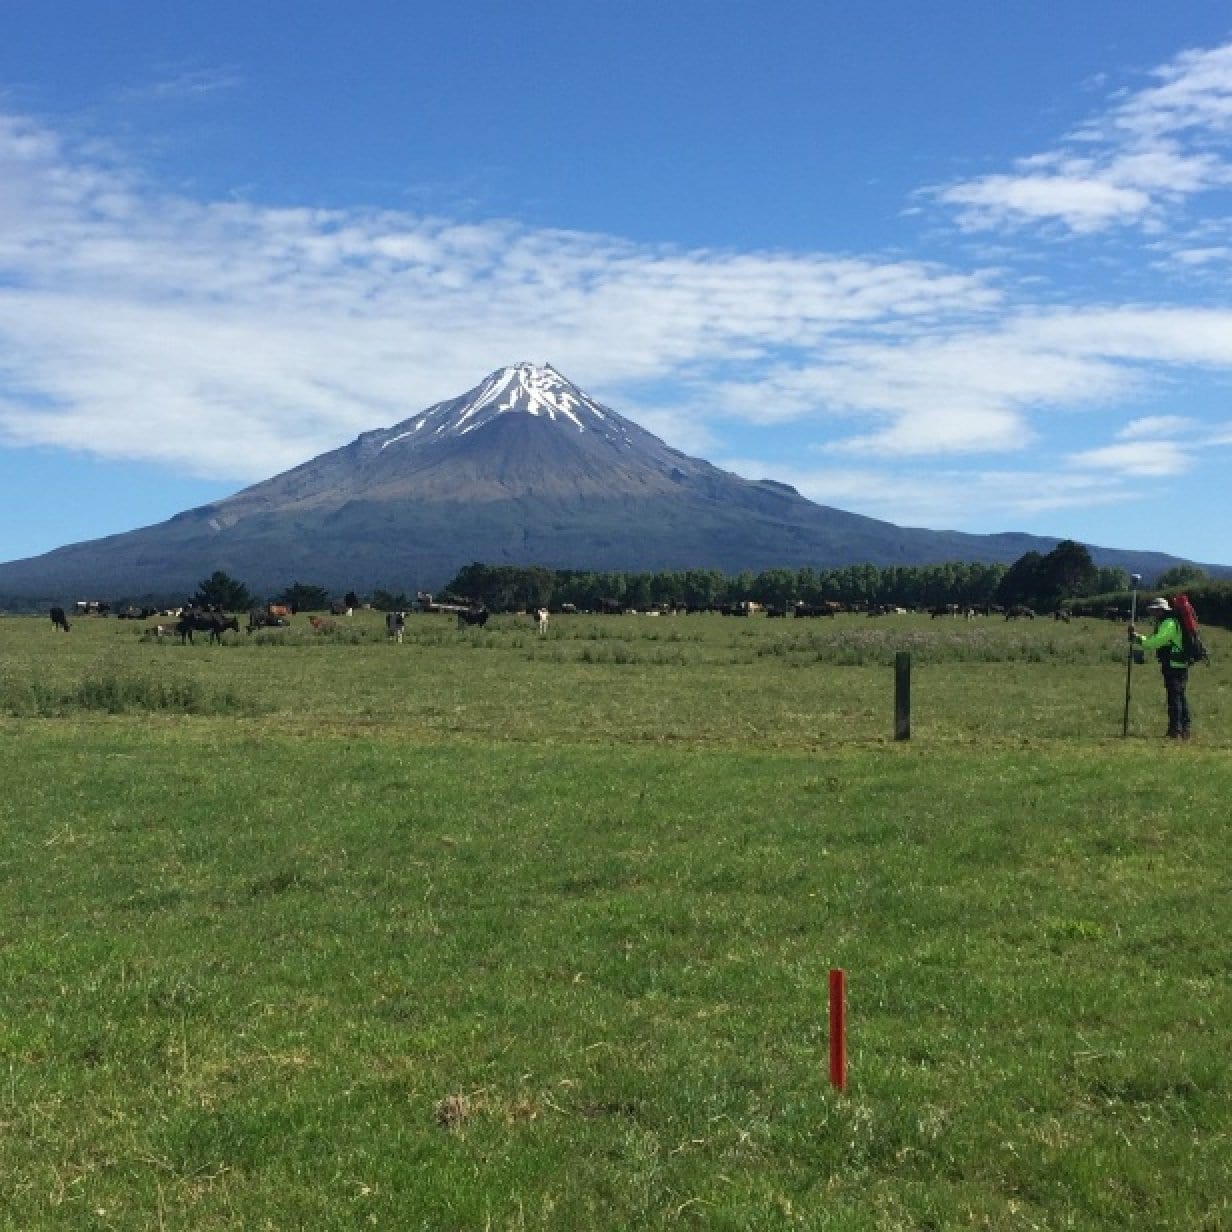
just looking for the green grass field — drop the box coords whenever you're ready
[1,610,1228,1229]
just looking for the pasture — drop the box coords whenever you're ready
[0,608,1228,1229]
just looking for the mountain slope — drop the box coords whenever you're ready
[0,363,1221,601]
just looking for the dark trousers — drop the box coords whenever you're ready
[1163,666,1190,735]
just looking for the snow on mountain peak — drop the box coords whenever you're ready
[456,362,607,432]
[379,362,625,451]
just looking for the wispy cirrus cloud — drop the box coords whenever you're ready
[121,66,243,102]
[0,107,1006,477]
[934,40,1232,235]
[1065,440,1192,477]
[1117,415,1198,439]
[2,75,1232,531]
[696,304,1232,460]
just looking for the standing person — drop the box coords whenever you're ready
[1129,598,1191,740]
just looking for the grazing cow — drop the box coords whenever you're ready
[247,607,290,633]
[793,602,836,619]
[1005,604,1036,621]
[49,606,71,632]
[457,608,489,629]
[308,615,337,633]
[386,610,406,643]
[534,608,549,636]
[201,613,240,644]
[1053,609,1072,623]
[178,610,240,644]
[266,604,292,620]
[330,599,352,617]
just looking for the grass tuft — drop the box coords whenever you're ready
[1,665,256,716]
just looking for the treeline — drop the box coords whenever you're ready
[444,561,1007,612]
[444,544,1134,613]
[84,546,1230,627]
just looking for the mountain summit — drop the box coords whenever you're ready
[0,364,1206,601]
[238,360,710,509]
[379,362,620,441]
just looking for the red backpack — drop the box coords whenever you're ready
[1171,593,1210,666]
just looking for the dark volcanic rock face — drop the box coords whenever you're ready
[0,362,1208,600]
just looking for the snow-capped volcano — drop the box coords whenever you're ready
[377,362,623,449]
[264,360,692,507]
[0,362,1200,600]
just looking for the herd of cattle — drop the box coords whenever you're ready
[45,597,1133,643]
[47,599,503,641]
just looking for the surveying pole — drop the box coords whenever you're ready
[1122,573,1143,737]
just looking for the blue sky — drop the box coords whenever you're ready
[3,2,1232,566]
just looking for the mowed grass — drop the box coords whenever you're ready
[0,611,1228,1229]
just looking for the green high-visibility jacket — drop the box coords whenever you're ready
[1136,614,1187,669]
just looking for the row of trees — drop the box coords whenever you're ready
[444,561,1013,612]
[444,544,1138,613]
[188,546,1221,620]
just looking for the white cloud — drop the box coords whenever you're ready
[124,67,243,101]
[1066,440,1192,477]
[1111,41,1232,140]
[1171,245,1232,266]
[0,108,1008,477]
[1117,415,1197,439]
[934,39,1232,235]
[941,171,1152,234]
[692,314,1153,455]
[1,90,1232,520]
